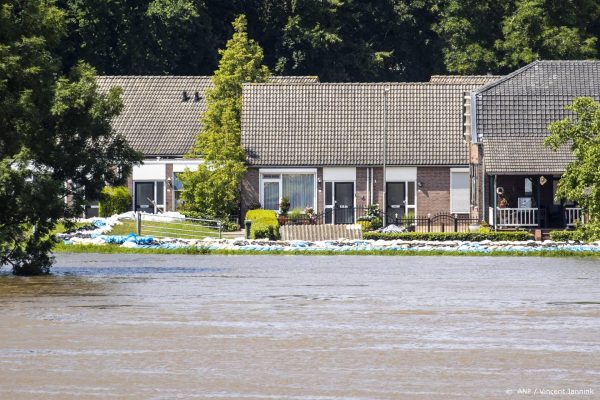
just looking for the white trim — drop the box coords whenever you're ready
[385,167,416,181]
[323,167,356,181]
[133,164,166,180]
[450,170,470,214]
[133,180,166,213]
[259,170,318,211]
[173,161,202,173]
[259,168,317,175]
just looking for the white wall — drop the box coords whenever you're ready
[385,167,417,181]
[323,167,356,181]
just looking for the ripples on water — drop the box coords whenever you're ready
[0,254,599,399]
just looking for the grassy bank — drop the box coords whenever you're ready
[53,243,600,258]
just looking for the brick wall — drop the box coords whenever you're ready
[416,167,450,217]
[241,168,260,220]
[316,168,323,213]
[165,163,173,211]
[355,167,368,209]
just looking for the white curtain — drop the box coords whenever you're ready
[451,171,469,213]
[282,174,315,210]
[263,181,279,210]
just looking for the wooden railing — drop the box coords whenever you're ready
[565,207,584,227]
[496,208,539,228]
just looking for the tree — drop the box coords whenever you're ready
[0,0,140,275]
[179,15,269,218]
[546,97,600,234]
[497,0,598,69]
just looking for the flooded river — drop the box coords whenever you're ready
[0,255,599,399]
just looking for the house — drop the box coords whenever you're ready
[93,75,318,216]
[469,60,599,229]
[240,76,500,224]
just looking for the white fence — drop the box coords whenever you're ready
[137,212,222,239]
[565,207,584,227]
[496,208,539,228]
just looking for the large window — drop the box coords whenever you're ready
[261,173,315,211]
[451,170,469,214]
[173,173,184,209]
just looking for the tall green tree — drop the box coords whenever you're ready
[546,97,600,234]
[0,0,140,275]
[497,0,598,69]
[179,15,269,218]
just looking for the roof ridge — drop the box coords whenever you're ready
[473,61,541,95]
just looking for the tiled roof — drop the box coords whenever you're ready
[430,75,502,85]
[96,75,319,157]
[483,137,573,175]
[242,83,487,166]
[475,60,600,174]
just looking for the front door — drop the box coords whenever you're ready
[134,181,165,213]
[386,182,406,225]
[334,182,354,224]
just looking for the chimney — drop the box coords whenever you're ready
[182,91,189,101]
[194,91,201,101]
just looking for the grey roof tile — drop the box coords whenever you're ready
[242,82,487,166]
[97,75,318,157]
[475,60,600,174]
[430,75,502,85]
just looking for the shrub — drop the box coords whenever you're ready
[358,217,382,232]
[246,209,280,239]
[279,197,290,216]
[98,186,131,217]
[550,225,600,242]
[363,231,533,241]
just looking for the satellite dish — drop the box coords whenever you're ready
[496,187,504,196]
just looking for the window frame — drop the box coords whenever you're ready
[259,169,317,212]
[450,168,470,214]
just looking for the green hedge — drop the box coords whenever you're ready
[98,186,131,217]
[246,209,280,240]
[550,230,587,242]
[363,231,533,241]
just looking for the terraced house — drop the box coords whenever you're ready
[96,60,593,230]
[469,60,598,229]
[240,76,499,225]
[93,75,318,217]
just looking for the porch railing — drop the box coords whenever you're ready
[565,207,584,227]
[496,207,539,228]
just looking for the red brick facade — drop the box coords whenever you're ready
[242,166,458,220]
[416,167,451,217]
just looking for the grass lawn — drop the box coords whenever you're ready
[107,219,220,239]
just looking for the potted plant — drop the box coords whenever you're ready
[278,197,290,225]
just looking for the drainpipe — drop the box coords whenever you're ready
[383,87,389,226]
[366,167,370,206]
[493,175,498,231]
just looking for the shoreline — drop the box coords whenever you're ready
[53,243,600,258]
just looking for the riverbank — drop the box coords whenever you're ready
[54,242,600,258]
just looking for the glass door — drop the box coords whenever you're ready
[135,182,155,212]
[386,182,406,225]
[334,182,355,224]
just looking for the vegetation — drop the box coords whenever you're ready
[0,0,140,275]
[179,15,269,219]
[363,231,534,241]
[54,242,600,258]
[546,97,600,242]
[48,0,600,81]
[98,186,131,217]
[246,209,279,240]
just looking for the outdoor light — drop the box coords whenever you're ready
[167,177,172,188]
[418,181,424,188]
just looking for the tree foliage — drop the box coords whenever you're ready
[546,97,600,230]
[179,15,269,218]
[0,0,140,275]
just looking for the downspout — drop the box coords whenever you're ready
[366,167,370,206]
[383,87,389,226]
[493,175,498,231]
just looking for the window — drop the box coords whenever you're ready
[451,170,469,214]
[525,178,533,195]
[261,173,315,211]
[173,173,184,209]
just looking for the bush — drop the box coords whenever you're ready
[550,225,600,242]
[246,209,280,240]
[98,186,131,217]
[363,231,533,241]
[358,217,382,232]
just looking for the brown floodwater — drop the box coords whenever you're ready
[0,254,599,399]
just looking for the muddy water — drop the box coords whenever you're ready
[0,255,599,400]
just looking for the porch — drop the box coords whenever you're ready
[488,174,585,229]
